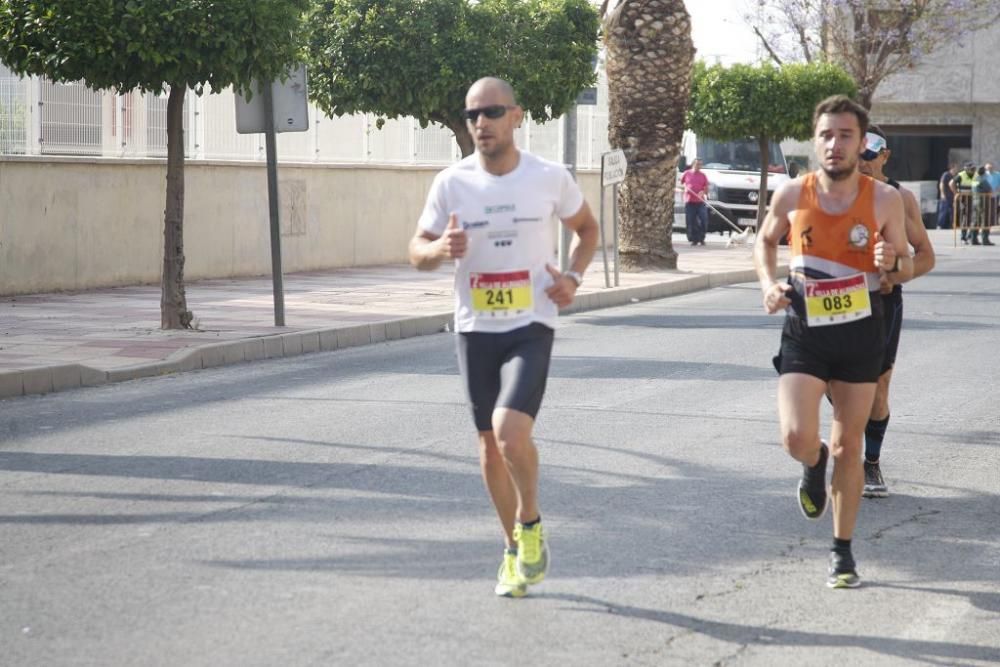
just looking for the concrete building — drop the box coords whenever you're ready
[871,20,1000,215]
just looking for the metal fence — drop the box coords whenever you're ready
[0,64,611,168]
[952,191,998,245]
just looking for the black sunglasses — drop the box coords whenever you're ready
[464,105,515,122]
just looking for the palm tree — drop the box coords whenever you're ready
[601,0,694,269]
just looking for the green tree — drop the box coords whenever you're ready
[687,61,857,226]
[0,1,308,328]
[306,0,599,157]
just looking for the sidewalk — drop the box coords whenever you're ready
[0,236,777,399]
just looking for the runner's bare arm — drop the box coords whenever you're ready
[874,186,913,282]
[887,188,935,285]
[753,181,797,314]
[545,202,599,307]
[409,213,467,271]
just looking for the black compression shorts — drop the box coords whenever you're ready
[880,285,903,374]
[456,322,554,431]
[773,312,885,383]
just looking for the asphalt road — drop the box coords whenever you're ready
[1,247,998,666]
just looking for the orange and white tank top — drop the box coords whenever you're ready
[788,173,881,292]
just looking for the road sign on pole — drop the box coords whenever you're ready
[558,106,578,272]
[235,64,309,134]
[576,88,598,105]
[601,149,627,187]
[235,64,309,327]
[599,150,628,287]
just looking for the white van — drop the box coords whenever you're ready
[674,131,794,233]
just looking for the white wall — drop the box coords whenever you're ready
[0,157,608,295]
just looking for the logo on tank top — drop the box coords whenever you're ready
[849,222,870,248]
[800,226,813,247]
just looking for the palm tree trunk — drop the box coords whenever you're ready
[161,85,193,329]
[605,0,694,269]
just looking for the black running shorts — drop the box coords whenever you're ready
[773,311,885,384]
[879,286,903,374]
[456,322,554,431]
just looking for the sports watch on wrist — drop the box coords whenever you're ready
[564,270,583,287]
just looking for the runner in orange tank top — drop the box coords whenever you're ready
[753,95,912,589]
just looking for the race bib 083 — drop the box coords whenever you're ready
[804,273,872,327]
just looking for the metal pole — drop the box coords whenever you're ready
[612,183,620,287]
[263,83,286,327]
[559,106,578,272]
[599,178,610,288]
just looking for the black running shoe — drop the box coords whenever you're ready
[827,550,861,589]
[797,441,829,520]
[862,460,889,498]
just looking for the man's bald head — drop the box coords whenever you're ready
[464,76,523,162]
[466,77,517,107]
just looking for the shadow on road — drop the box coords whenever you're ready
[541,592,1000,664]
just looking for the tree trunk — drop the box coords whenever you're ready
[605,0,694,270]
[448,119,474,158]
[757,134,770,228]
[161,85,193,329]
[857,88,874,110]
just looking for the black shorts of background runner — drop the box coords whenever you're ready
[456,322,554,431]
[773,312,885,383]
[880,285,903,374]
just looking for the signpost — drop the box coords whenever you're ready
[558,85,599,272]
[235,64,309,327]
[559,106,578,273]
[600,149,627,287]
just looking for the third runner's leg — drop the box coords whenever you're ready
[864,369,892,497]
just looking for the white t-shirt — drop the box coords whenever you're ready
[418,151,585,333]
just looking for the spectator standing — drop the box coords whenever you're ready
[680,158,710,246]
[974,167,995,245]
[984,163,1000,239]
[937,163,958,229]
[950,162,979,244]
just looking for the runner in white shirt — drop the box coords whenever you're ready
[409,77,599,598]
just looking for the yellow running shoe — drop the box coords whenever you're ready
[513,521,549,585]
[495,551,527,598]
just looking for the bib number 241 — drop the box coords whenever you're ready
[470,270,533,316]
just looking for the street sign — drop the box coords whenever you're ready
[576,87,598,105]
[601,149,627,186]
[235,64,309,134]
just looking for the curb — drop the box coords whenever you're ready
[0,267,773,400]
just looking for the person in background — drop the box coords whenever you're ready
[855,125,936,498]
[983,162,1000,241]
[680,158,710,246]
[950,162,979,244]
[974,167,994,246]
[937,163,958,229]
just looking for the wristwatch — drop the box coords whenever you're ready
[887,256,901,273]
[564,270,584,287]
